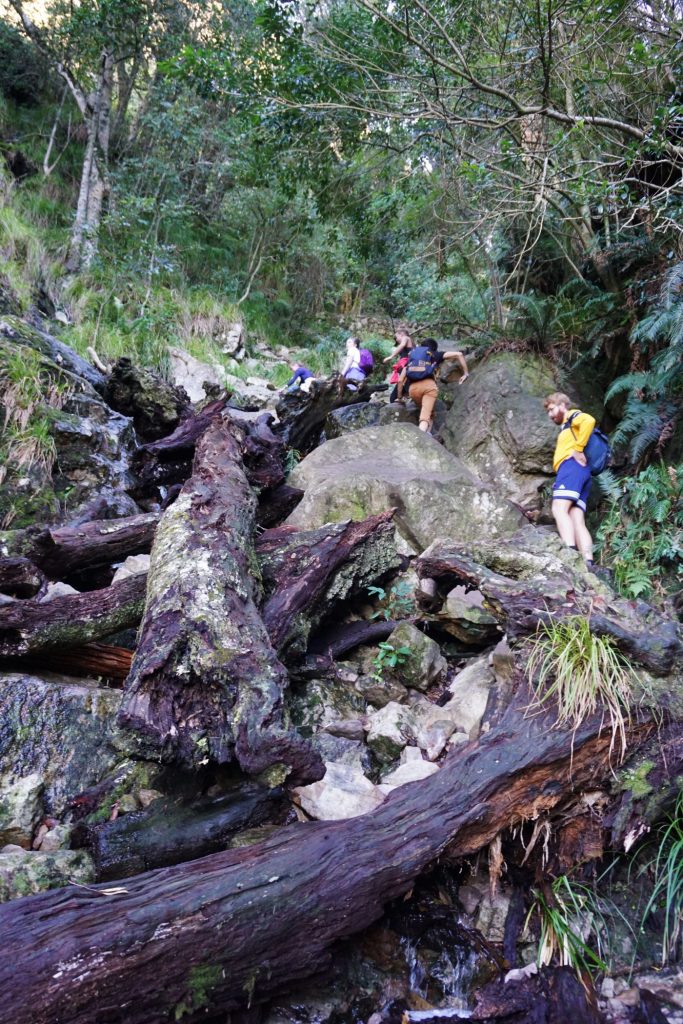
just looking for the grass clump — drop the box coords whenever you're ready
[525,615,635,761]
[0,346,69,481]
[641,791,683,964]
[528,875,611,980]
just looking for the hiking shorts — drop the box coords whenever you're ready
[552,457,592,512]
[408,378,438,426]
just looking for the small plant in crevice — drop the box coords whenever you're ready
[370,641,411,683]
[367,581,415,621]
[284,447,301,475]
[525,615,635,762]
[641,791,683,965]
[527,875,610,982]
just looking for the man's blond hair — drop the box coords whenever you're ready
[543,392,573,410]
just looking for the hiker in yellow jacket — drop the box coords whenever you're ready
[544,392,596,570]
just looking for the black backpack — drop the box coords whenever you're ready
[405,346,438,382]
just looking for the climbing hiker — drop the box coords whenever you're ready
[283,362,316,393]
[341,336,366,390]
[383,327,414,364]
[544,392,596,569]
[396,337,469,432]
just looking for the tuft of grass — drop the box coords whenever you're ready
[641,791,683,964]
[527,875,610,982]
[0,346,69,479]
[525,615,635,762]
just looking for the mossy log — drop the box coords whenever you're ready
[72,781,290,881]
[257,510,400,660]
[0,574,146,656]
[416,543,682,676]
[0,698,654,1024]
[0,556,47,599]
[119,417,323,783]
[34,512,160,578]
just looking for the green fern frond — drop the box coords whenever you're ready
[606,373,649,401]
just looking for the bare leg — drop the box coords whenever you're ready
[551,499,577,548]
[569,506,593,561]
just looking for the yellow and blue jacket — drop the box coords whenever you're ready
[553,409,596,472]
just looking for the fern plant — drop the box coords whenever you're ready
[595,463,682,600]
[606,263,683,465]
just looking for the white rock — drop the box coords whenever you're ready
[293,762,386,820]
[444,654,496,739]
[39,581,80,602]
[380,758,439,791]
[112,554,150,583]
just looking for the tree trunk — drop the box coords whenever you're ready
[67,50,114,272]
[38,512,159,578]
[0,557,47,599]
[118,417,323,783]
[0,574,146,657]
[0,699,655,1024]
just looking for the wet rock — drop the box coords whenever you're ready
[440,352,558,512]
[0,846,94,902]
[388,622,447,692]
[293,761,387,819]
[0,672,128,845]
[355,674,409,708]
[288,423,525,552]
[439,586,501,645]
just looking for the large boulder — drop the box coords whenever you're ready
[439,352,558,511]
[287,423,526,552]
[325,400,415,438]
[0,672,130,846]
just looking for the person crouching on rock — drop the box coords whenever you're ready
[544,391,596,569]
[341,336,366,390]
[396,337,469,432]
[284,362,315,394]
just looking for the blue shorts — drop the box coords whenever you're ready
[552,458,592,512]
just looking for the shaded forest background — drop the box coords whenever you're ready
[0,0,681,598]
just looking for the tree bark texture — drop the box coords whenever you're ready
[0,556,47,599]
[119,417,323,783]
[257,510,400,661]
[0,574,146,657]
[416,542,682,676]
[8,643,134,682]
[103,356,191,442]
[37,512,159,578]
[0,700,654,1024]
[275,375,381,455]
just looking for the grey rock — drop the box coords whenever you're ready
[288,423,525,552]
[355,674,409,708]
[293,762,387,820]
[439,586,501,645]
[387,622,447,692]
[0,846,94,902]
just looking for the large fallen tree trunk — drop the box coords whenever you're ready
[0,574,146,656]
[257,511,399,660]
[417,540,682,676]
[119,417,322,783]
[275,375,384,455]
[0,698,658,1024]
[8,642,134,682]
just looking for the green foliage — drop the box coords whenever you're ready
[607,264,683,465]
[525,616,635,761]
[0,346,70,480]
[367,582,415,622]
[0,21,50,105]
[527,875,611,979]
[370,641,411,684]
[641,791,683,964]
[595,463,682,600]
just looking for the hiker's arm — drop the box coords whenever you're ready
[396,369,408,401]
[383,339,407,363]
[442,350,469,382]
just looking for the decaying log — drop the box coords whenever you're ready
[0,575,146,657]
[7,643,134,682]
[72,782,290,881]
[35,512,159,578]
[0,556,47,599]
[119,417,322,783]
[256,483,304,528]
[276,375,382,455]
[104,356,191,441]
[471,965,602,1023]
[0,698,655,1024]
[307,618,398,659]
[257,511,400,660]
[417,541,682,676]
